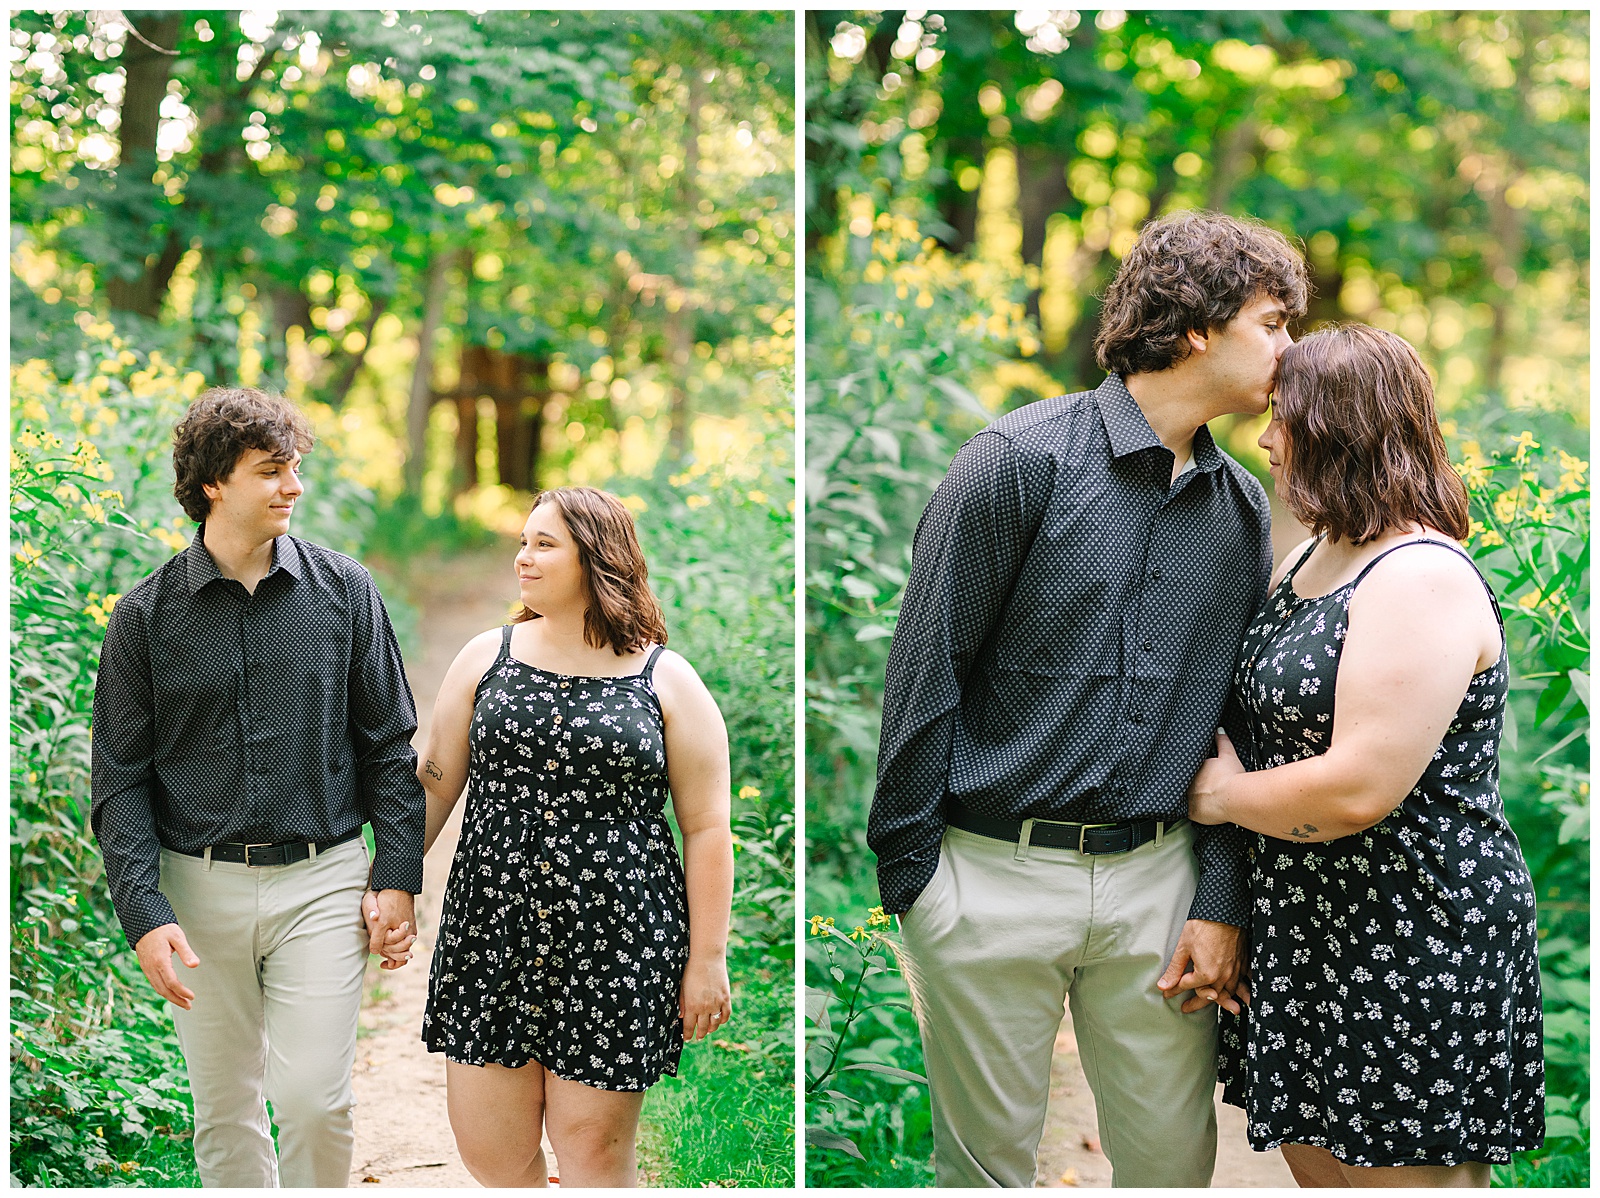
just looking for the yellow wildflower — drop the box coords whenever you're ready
[807,915,836,936]
[685,494,710,509]
[15,542,42,566]
[1492,491,1519,525]
[737,785,761,799]
[866,906,893,928]
[849,925,869,941]
[1510,431,1539,465]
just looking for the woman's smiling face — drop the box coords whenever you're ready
[515,500,587,617]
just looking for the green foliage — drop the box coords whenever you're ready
[803,912,933,1188]
[9,331,377,1187]
[1458,432,1591,1186]
[642,965,793,1187]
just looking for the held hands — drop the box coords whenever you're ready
[1187,730,1245,826]
[680,953,732,1043]
[1158,918,1249,1015]
[362,889,418,969]
[135,923,201,1009]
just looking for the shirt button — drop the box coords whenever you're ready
[538,909,549,919]
[533,957,544,967]
[540,861,551,873]
[1130,710,1144,724]
[1148,568,1163,582]
[1141,638,1153,651]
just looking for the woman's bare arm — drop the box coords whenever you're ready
[418,629,502,854]
[655,650,734,1042]
[1191,547,1501,840]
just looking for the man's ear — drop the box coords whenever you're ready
[1185,327,1209,355]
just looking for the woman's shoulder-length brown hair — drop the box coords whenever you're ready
[514,486,668,655]
[1272,322,1469,545]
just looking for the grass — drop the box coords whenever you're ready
[638,960,796,1187]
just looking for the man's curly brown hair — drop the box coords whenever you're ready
[172,388,314,523]
[1094,210,1310,377]
[513,487,669,655]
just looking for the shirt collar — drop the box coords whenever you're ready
[1095,374,1223,474]
[183,527,302,593]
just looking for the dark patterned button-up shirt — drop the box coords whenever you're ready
[868,374,1271,924]
[91,531,426,948]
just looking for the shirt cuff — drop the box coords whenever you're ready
[875,847,942,916]
[117,890,180,952]
[369,853,423,896]
[1187,822,1251,927]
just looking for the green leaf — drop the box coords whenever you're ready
[1543,1114,1585,1141]
[805,1127,865,1159]
[841,1061,928,1084]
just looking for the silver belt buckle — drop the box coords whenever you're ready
[242,842,275,867]
[1076,822,1121,854]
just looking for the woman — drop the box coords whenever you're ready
[1188,324,1543,1186]
[417,486,733,1187]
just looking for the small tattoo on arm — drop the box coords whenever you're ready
[424,760,444,781]
[1286,823,1317,840]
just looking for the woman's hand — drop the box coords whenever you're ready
[680,953,732,1043]
[1188,730,1244,826]
[362,889,418,969]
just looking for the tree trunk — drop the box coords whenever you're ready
[327,296,388,408]
[404,253,451,496]
[105,12,183,318]
[665,68,704,461]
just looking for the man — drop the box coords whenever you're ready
[91,388,424,1187]
[869,211,1309,1187]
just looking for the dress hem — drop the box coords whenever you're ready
[421,1039,678,1093]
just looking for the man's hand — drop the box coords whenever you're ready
[1158,918,1246,1015]
[135,923,201,1009]
[1188,730,1245,826]
[362,889,418,970]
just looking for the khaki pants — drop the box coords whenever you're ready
[899,823,1218,1188]
[159,836,370,1187]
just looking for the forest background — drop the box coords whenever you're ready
[804,9,1588,1188]
[11,8,795,1187]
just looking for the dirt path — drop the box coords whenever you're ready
[346,543,519,1188]
[1033,996,1293,1187]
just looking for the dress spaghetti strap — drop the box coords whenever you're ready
[1350,538,1505,630]
[497,623,515,660]
[639,644,666,683]
[1285,536,1320,584]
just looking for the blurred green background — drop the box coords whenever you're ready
[804,9,1587,1187]
[11,9,794,1187]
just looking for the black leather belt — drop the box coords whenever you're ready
[174,826,363,867]
[948,802,1181,855]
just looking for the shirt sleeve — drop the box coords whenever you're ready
[90,598,178,949]
[1187,486,1275,928]
[347,567,426,895]
[868,431,1046,913]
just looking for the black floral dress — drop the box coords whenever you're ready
[1217,538,1544,1167]
[422,627,690,1090]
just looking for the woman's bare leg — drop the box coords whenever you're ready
[541,1070,645,1188]
[1281,1143,1351,1187]
[1341,1160,1492,1188]
[444,1059,549,1187]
